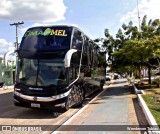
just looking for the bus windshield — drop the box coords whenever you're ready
[17,58,67,86]
[20,26,72,52]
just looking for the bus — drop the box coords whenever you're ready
[14,25,105,111]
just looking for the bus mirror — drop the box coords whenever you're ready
[64,49,77,67]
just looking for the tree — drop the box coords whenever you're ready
[95,15,160,81]
[94,29,116,69]
[112,15,160,84]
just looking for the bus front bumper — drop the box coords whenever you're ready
[13,90,70,110]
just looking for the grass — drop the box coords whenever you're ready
[134,78,160,125]
[142,94,160,126]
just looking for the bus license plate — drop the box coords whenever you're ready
[31,103,40,108]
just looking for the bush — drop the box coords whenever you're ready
[152,78,160,87]
[152,78,160,84]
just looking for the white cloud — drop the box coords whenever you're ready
[0,39,15,55]
[0,0,67,22]
[120,0,160,25]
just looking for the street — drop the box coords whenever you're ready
[0,80,148,134]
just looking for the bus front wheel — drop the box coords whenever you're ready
[63,94,71,111]
[74,85,85,107]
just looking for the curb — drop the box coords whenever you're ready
[131,81,143,94]
[128,79,143,94]
[0,85,14,90]
[137,94,160,133]
[137,94,158,126]
[127,78,143,94]
[130,79,160,133]
[7,85,14,89]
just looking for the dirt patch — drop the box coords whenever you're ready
[0,88,13,94]
[133,80,160,95]
[128,94,149,125]
[128,87,149,134]
[144,88,160,95]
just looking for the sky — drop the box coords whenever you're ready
[0,0,160,57]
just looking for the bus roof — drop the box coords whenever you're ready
[27,25,94,41]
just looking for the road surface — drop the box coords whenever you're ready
[0,80,148,134]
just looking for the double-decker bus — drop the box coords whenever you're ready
[14,25,105,111]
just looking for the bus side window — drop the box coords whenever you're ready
[69,65,78,83]
[87,41,91,66]
[93,47,99,67]
[81,36,88,66]
[72,29,83,50]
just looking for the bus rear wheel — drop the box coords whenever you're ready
[99,79,104,91]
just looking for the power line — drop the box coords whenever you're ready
[10,21,24,49]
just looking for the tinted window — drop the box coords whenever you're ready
[69,66,78,83]
[81,36,89,66]
[17,58,67,86]
[20,27,73,52]
[93,47,98,67]
[72,29,83,50]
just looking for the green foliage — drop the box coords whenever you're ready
[111,15,160,73]
[152,77,160,84]
[142,95,160,126]
[98,53,106,68]
[96,15,160,74]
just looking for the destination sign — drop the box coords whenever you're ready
[24,28,67,37]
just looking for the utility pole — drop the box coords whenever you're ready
[10,21,24,50]
[137,0,141,31]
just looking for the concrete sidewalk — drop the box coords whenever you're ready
[54,79,148,134]
[83,80,129,126]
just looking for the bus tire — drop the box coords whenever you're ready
[63,97,70,111]
[100,82,104,91]
[75,87,85,107]
[63,93,72,111]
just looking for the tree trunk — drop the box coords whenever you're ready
[148,65,151,85]
[130,71,132,77]
[139,67,141,80]
[157,83,160,88]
